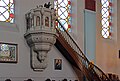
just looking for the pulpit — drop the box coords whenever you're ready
[24,4,57,71]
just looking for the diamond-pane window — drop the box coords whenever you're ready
[0,0,15,23]
[101,0,112,38]
[54,0,72,32]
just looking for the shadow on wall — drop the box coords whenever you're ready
[5,79,11,81]
[5,78,79,81]
[45,78,79,81]
[24,79,33,81]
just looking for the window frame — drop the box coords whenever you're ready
[54,0,72,32]
[101,0,112,39]
[0,0,15,23]
[0,0,18,32]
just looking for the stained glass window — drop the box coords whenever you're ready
[0,0,15,23]
[54,0,72,32]
[101,0,112,38]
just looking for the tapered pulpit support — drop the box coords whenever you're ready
[24,4,57,71]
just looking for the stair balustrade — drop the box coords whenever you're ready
[55,19,112,81]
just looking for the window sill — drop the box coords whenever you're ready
[0,22,19,32]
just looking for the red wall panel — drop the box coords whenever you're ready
[85,0,96,11]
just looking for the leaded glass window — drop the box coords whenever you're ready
[101,0,112,38]
[54,0,72,32]
[0,0,15,23]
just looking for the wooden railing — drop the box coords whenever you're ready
[55,19,112,81]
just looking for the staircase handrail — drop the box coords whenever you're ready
[56,19,111,81]
[56,19,88,61]
[78,54,111,81]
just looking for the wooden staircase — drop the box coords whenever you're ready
[55,19,112,81]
